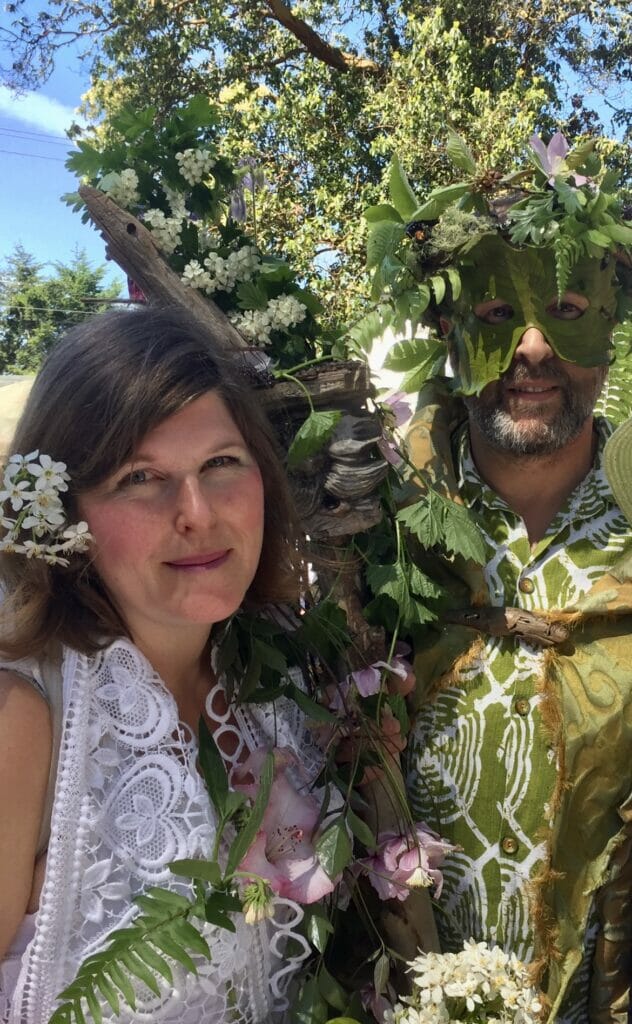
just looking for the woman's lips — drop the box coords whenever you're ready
[165,551,230,571]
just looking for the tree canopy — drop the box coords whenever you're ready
[1,1,630,324]
[0,245,122,372]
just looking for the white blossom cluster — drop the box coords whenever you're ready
[230,294,308,346]
[387,941,542,1024]
[181,245,261,294]
[98,168,140,208]
[175,148,216,186]
[162,184,188,222]
[0,452,92,566]
[143,208,183,255]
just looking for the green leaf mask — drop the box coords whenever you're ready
[447,235,619,395]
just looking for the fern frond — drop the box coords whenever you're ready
[49,890,206,1024]
[596,326,632,426]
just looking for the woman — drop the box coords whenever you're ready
[0,307,314,1024]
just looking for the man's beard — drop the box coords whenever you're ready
[463,363,607,457]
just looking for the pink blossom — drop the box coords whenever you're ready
[232,748,336,904]
[529,132,588,186]
[329,649,415,709]
[360,822,456,902]
[361,985,395,1023]
[384,390,415,428]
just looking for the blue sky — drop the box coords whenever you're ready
[0,39,123,290]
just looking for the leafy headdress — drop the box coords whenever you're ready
[366,131,632,397]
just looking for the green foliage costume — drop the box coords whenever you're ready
[404,392,632,1021]
[367,134,632,1021]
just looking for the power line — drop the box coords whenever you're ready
[0,127,70,148]
[0,122,69,142]
[0,147,66,162]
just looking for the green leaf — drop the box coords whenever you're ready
[373,951,391,994]
[315,817,352,878]
[346,808,377,851]
[110,104,156,140]
[141,887,193,911]
[133,942,174,985]
[430,274,446,305]
[290,977,329,1024]
[364,203,403,223]
[149,931,197,974]
[397,493,444,546]
[84,986,102,1024]
[388,154,419,219]
[409,183,471,221]
[306,907,334,953]
[604,223,632,244]
[252,636,287,674]
[108,961,137,1010]
[95,972,121,1015]
[120,950,161,997]
[197,717,228,816]
[285,682,338,723]
[226,751,274,874]
[366,221,406,271]
[586,228,616,249]
[445,266,462,301]
[387,693,410,736]
[439,494,486,563]
[203,891,238,931]
[169,917,212,959]
[287,410,342,468]
[318,965,348,1012]
[446,129,477,175]
[65,141,106,178]
[169,859,223,884]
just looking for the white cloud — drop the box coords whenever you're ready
[0,86,84,136]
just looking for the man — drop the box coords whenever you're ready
[391,137,632,1022]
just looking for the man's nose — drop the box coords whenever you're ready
[174,477,216,533]
[513,325,555,366]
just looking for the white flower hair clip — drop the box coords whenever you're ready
[0,451,93,566]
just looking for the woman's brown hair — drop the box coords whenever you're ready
[0,307,301,658]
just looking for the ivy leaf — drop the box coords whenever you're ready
[388,154,420,219]
[225,751,274,874]
[287,410,342,468]
[197,717,228,817]
[446,129,478,175]
[315,816,353,878]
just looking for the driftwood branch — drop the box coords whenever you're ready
[78,185,247,351]
[262,0,381,74]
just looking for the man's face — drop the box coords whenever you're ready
[447,235,618,398]
[445,234,616,455]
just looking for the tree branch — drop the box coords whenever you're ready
[261,0,381,74]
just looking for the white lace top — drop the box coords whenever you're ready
[0,638,317,1024]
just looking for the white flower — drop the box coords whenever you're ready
[266,294,308,330]
[143,207,182,254]
[98,168,140,209]
[175,147,216,186]
[0,477,32,511]
[29,454,69,492]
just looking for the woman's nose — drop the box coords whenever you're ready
[174,477,216,533]
[513,325,555,366]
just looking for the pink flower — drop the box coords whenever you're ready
[361,985,395,1023]
[328,648,416,709]
[529,132,588,186]
[360,822,456,902]
[233,748,337,904]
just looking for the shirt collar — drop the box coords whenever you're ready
[455,417,616,520]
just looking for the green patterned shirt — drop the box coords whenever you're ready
[406,417,632,1021]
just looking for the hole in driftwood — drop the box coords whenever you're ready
[126,223,136,235]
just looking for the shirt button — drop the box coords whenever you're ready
[501,836,519,855]
[518,577,535,594]
[514,698,530,716]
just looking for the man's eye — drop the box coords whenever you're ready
[475,304,514,324]
[547,301,586,321]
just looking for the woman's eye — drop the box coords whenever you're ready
[204,455,239,470]
[475,303,514,324]
[118,468,150,488]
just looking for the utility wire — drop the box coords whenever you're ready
[0,127,70,147]
[0,147,66,162]
[0,123,68,142]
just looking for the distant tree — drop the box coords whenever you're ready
[1,1,629,325]
[0,245,122,373]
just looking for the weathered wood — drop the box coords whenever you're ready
[258,361,372,412]
[78,185,247,350]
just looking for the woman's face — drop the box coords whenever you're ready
[77,391,265,648]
